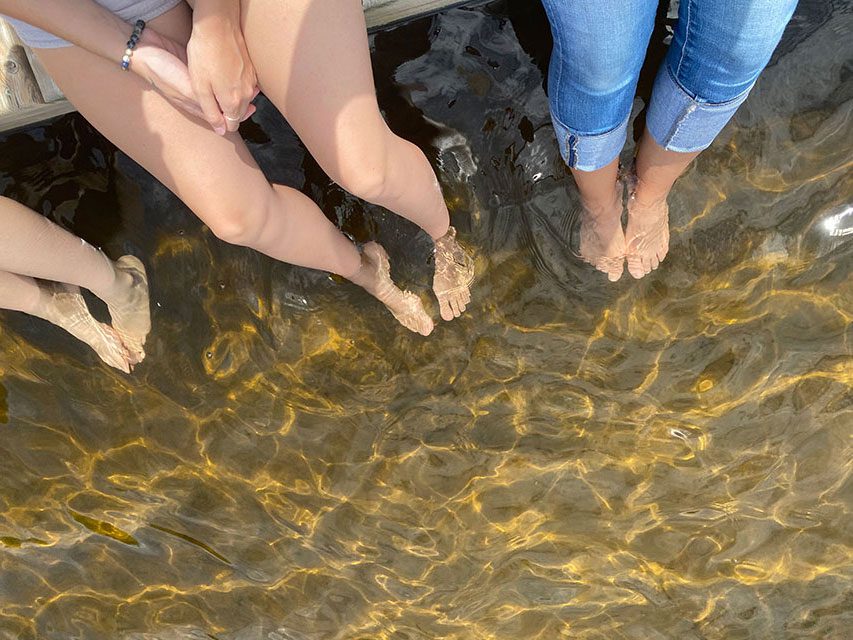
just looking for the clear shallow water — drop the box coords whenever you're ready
[0,1,851,638]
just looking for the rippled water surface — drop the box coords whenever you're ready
[1,1,851,638]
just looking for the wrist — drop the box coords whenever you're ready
[119,19,146,70]
[192,0,241,31]
[130,29,158,79]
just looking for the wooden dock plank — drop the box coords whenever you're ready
[24,46,63,103]
[364,0,469,28]
[0,99,72,133]
[0,19,44,113]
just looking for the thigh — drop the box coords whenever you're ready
[33,4,274,234]
[240,0,391,183]
[667,0,799,102]
[541,0,657,132]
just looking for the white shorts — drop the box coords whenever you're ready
[4,0,183,49]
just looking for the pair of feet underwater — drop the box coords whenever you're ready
[41,255,151,373]
[579,172,670,282]
[48,229,469,373]
[351,226,475,336]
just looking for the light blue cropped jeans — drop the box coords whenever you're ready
[541,0,799,171]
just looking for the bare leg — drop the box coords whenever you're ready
[571,158,626,282]
[0,196,150,362]
[35,3,432,335]
[626,132,699,279]
[1,196,129,305]
[0,270,130,372]
[239,0,472,320]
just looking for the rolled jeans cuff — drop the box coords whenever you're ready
[550,112,629,172]
[647,65,754,153]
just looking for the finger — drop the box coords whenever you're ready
[221,100,247,133]
[170,86,207,120]
[152,83,205,121]
[217,87,253,133]
[240,104,257,122]
[195,82,226,135]
[178,99,207,121]
[159,58,210,122]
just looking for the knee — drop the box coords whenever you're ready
[201,196,272,248]
[671,2,796,104]
[552,19,648,100]
[331,137,394,203]
[571,57,640,97]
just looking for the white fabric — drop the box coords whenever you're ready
[5,0,183,49]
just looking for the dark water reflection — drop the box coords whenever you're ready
[1,1,851,638]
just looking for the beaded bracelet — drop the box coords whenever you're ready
[120,19,146,71]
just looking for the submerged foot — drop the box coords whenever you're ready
[41,283,131,373]
[578,183,626,282]
[433,226,474,321]
[625,178,670,279]
[106,255,151,365]
[353,242,434,336]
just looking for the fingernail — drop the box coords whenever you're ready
[215,125,226,136]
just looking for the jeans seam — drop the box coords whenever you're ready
[675,0,692,81]
[554,26,564,123]
[658,65,755,149]
[567,133,578,167]
[666,63,756,107]
[667,103,697,148]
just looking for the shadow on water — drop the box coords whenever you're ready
[0,1,851,638]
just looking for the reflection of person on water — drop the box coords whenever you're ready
[0,196,150,372]
[1,0,474,336]
[541,0,798,281]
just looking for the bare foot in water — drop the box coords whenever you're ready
[433,226,474,321]
[578,183,626,282]
[625,178,670,279]
[349,242,434,336]
[103,255,151,365]
[40,283,131,373]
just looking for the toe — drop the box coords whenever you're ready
[602,258,624,282]
[124,341,145,364]
[626,256,644,279]
[658,243,670,262]
[420,315,434,336]
[449,298,461,318]
[100,328,131,373]
[103,350,130,373]
[438,297,454,322]
[454,292,468,315]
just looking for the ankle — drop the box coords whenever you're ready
[26,284,54,321]
[631,176,671,207]
[96,266,134,306]
[345,252,376,292]
[581,182,622,216]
